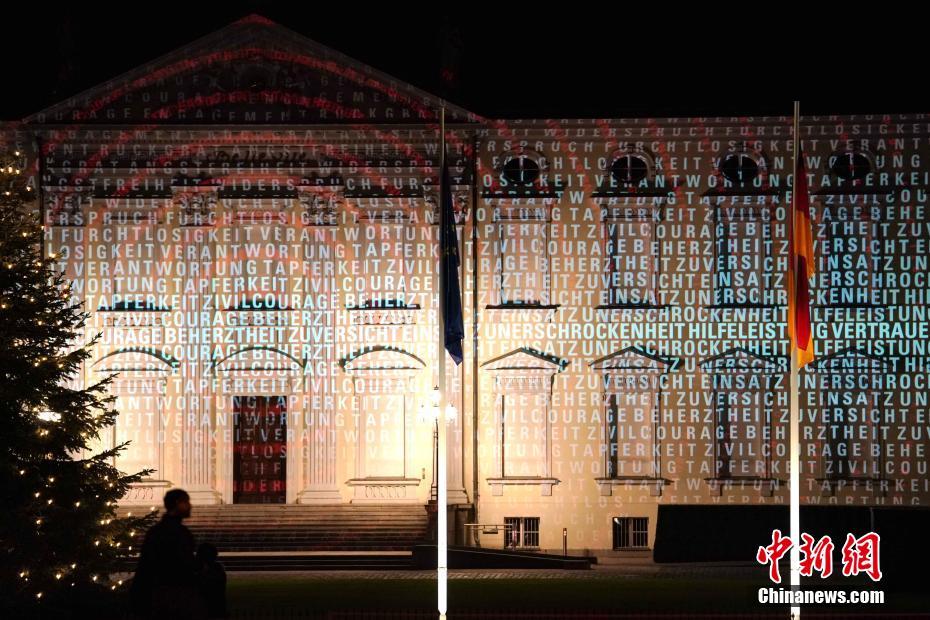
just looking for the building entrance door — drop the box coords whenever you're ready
[233,395,287,504]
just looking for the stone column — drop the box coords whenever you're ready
[297,188,342,503]
[176,189,220,504]
[446,356,469,504]
[444,187,472,504]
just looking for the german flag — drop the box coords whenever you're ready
[788,152,815,367]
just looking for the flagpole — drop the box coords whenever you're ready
[437,106,449,620]
[789,100,802,620]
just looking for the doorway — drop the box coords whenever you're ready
[233,395,287,504]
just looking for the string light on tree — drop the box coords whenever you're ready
[0,146,156,615]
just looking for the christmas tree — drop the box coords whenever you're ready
[0,146,155,618]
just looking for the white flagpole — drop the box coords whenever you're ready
[789,100,802,620]
[437,106,449,620]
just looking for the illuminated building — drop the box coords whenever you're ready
[5,14,928,556]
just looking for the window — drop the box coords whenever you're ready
[613,517,649,549]
[356,380,408,476]
[605,377,655,478]
[352,221,412,308]
[500,389,548,477]
[720,152,760,185]
[830,150,872,181]
[814,203,882,307]
[341,347,425,501]
[712,380,770,479]
[174,187,217,227]
[591,347,672,496]
[93,349,176,483]
[610,153,649,185]
[482,348,566,496]
[501,153,542,186]
[700,348,784,486]
[504,517,540,549]
[717,144,768,188]
[45,189,90,226]
[298,186,340,227]
[226,224,288,309]
[493,205,551,306]
[603,147,657,189]
[713,205,776,307]
[111,379,165,477]
[803,349,891,485]
[602,206,658,306]
[102,223,163,310]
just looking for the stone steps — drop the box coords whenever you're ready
[120,551,416,572]
[119,504,431,554]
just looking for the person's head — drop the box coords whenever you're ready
[197,542,218,563]
[163,488,191,519]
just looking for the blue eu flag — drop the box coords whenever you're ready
[441,152,464,365]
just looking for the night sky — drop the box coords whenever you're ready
[1,2,923,121]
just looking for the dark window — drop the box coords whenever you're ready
[500,393,547,477]
[502,155,541,186]
[720,153,759,185]
[603,208,657,306]
[610,154,649,184]
[713,206,775,307]
[805,358,886,481]
[830,152,871,181]
[495,206,551,305]
[607,394,618,477]
[356,221,411,308]
[605,374,656,477]
[814,205,882,307]
[712,373,772,479]
[714,388,734,478]
[612,517,649,549]
[504,517,540,548]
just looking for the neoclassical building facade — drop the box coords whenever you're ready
[3,14,928,554]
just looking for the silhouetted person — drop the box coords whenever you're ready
[130,489,206,619]
[196,543,228,619]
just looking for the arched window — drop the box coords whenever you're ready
[608,148,655,186]
[94,349,178,489]
[829,148,874,182]
[500,150,545,187]
[717,143,769,187]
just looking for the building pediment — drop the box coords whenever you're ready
[25,14,477,126]
[699,347,786,374]
[590,346,673,373]
[481,348,568,374]
[341,346,425,373]
[804,348,893,374]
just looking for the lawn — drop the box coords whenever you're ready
[226,573,926,617]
